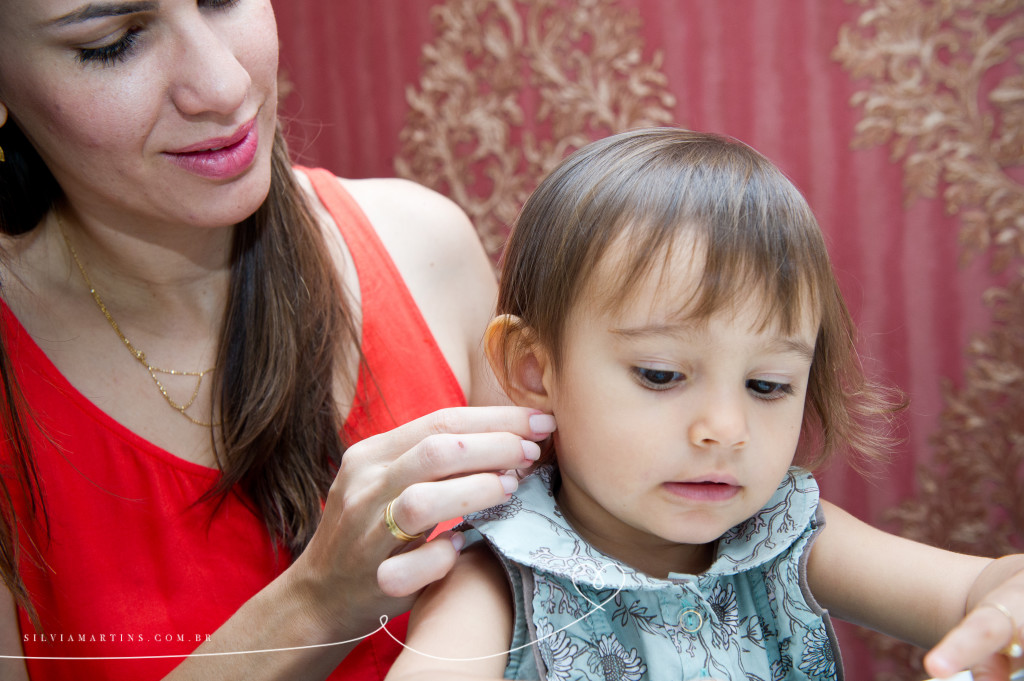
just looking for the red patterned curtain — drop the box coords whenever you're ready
[275,2,1024,679]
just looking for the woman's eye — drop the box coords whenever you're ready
[75,0,240,66]
[201,0,242,9]
[633,367,684,390]
[78,29,141,66]
[747,379,794,400]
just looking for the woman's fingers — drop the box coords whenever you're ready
[385,431,542,492]
[353,406,555,468]
[385,471,521,540]
[377,532,466,598]
[340,407,553,532]
[301,406,555,628]
[327,406,551,544]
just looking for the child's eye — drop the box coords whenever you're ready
[747,379,794,400]
[78,28,142,66]
[633,367,685,390]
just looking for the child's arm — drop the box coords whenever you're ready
[927,555,1024,679]
[384,543,521,681]
[809,500,1024,679]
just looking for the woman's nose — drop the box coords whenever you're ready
[168,19,251,118]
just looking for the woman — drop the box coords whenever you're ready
[0,1,552,679]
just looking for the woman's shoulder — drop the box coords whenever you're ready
[295,169,502,405]
[339,176,485,270]
[294,169,488,278]
[343,177,500,402]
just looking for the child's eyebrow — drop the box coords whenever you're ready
[763,337,816,363]
[610,324,816,363]
[610,323,692,340]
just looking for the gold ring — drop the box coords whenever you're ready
[384,499,423,542]
[978,601,1023,659]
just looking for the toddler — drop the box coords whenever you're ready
[385,129,1024,681]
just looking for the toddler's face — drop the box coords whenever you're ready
[548,244,817,577]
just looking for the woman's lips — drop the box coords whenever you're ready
[164,119,258,180]
[663,480,741,502]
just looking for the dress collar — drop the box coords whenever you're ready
[466,465,819,591]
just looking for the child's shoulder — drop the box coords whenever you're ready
[385,542,515,681]
[449,540,508,588]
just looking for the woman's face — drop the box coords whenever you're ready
[0,0,279,229]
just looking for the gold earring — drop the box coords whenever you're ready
[0,145,5,163]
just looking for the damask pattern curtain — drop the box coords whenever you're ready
[274,2,1024,679]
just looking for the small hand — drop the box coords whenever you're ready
[924,570,1024,681]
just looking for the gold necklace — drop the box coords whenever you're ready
[56,212,219,427]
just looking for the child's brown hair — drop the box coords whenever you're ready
[493,128,903,468]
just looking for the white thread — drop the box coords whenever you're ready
[4,562,630,662]
[379,561,630,662]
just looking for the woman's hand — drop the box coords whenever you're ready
[288,406,555,641]
[924,556,1024,681]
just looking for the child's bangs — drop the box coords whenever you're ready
[686,225,824,337]
[595,190,828,338]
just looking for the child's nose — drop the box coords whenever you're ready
[687,389,750,450]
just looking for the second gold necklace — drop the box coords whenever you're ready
[57,212,219,428]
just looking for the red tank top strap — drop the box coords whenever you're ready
[298,167,466,446]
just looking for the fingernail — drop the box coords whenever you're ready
[450,532,466,553]
[529,413,556,435]
[499,473,519,495]
[521,440,541,461]
[921,654,955,680]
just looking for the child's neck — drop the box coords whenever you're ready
[555,485,717,579]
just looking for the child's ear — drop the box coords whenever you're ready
[484,315,554,411]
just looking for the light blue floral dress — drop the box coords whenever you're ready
[464,465,842,681]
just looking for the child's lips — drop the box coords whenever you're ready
[679,473,739,487]
[664,478,741,502]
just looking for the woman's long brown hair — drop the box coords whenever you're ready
[210,129,360,555]
[0,120,360,623]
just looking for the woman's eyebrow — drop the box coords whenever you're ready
[49,1,158,27]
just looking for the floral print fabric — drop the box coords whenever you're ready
[465,466,843,681]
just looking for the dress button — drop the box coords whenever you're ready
[680,608,703,632]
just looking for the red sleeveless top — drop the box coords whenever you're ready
[2,168,466,680]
